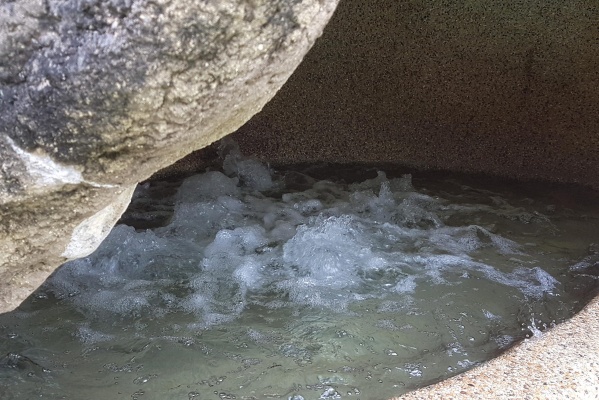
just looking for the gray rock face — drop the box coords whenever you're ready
[0,0,338,312]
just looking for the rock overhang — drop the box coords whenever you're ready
[0,0,339,313]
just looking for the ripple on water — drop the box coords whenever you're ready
[1,147,599,400]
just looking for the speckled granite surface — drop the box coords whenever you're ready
[395,295,599,399]
[231,0,599,190]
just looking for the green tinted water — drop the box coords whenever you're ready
[1,164,598,400]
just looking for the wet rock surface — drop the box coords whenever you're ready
[0,0,338,312]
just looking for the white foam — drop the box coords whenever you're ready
[45,154,566,327]
[394,275,417,293]
[176,171,240,203]
[221,138,274,191]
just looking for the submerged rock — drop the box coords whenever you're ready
[0,0,338,313]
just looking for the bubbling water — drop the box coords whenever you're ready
[1,145,598,400]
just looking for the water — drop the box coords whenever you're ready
[1,145,598,400]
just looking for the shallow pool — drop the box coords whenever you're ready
[1,147,598,400]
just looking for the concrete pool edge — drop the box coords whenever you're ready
[395,294,599,399]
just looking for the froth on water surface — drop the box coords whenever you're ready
[1,145,599,400]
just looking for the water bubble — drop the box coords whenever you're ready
[133,374,157,385]
[320,387,341,399]
[405,363,423,378]
[3,156,598,400]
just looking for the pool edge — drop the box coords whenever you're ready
[396,294,599,399]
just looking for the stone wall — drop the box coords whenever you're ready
[231,0,599,189]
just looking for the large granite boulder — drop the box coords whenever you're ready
[0,0,338,313]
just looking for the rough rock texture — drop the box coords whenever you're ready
[231,0,599,189]
[0,0,338,313]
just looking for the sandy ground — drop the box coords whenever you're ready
[394,295,599,399]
